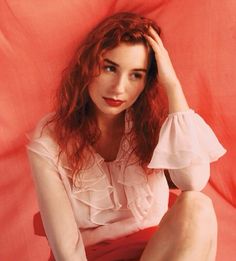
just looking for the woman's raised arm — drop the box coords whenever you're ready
[145,27,189,113]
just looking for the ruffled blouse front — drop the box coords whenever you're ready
[26,109,226,247]
[50,110,171,239]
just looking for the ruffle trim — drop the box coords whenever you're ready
[65,153,154,226]
[148,109,227,169]
[26,111,154,225]
[117,163,154,222]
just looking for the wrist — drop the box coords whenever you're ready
[164,80,189,113]
[163,78,182,93]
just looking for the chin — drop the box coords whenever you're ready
[97,106,126,117]
[105,108,125,116]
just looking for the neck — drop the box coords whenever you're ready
[95,111,125,134]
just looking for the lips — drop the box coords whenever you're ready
[103,97,125,107]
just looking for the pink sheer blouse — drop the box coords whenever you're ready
[26,109,226,260]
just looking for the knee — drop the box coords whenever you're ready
[176,191,217,230]
[178,191,214,212]
[160,191,217,232]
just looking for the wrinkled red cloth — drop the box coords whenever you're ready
[85,227,157,261]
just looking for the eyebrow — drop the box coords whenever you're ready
[104,58,147,72]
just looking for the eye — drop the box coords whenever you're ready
[130,72,143,80]
[103,65,116,73]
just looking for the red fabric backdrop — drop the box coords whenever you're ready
[0,0,235,260]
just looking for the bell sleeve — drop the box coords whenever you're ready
[148,109,226,191]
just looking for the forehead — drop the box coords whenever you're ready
[102,43,149,69]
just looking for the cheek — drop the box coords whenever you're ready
[90,75,112,91]
[130,83,145,99]
[87,83,94,97]
[88,81,99,101]
[88,77,101,94]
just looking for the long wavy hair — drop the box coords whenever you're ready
[43,12,168,179]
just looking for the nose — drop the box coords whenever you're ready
[112,74,127,95]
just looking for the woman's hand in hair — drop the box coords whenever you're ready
[145,27,181,90]
[145,27,189,113]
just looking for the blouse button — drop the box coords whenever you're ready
[122,140,129,150]
[116,162,121,169]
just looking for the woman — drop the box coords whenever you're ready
[27,12,226,261]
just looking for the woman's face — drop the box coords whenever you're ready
[88,43,148,118]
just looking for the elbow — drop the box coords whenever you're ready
[180,180,209,192]
[169,163,210,192]
[53,248,87,261]
[52,237,87,261]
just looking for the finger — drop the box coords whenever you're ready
[144,34,161,52]
[148,27,164,47]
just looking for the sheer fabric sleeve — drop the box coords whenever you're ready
[148,109,226,191]
[26,116,88,261]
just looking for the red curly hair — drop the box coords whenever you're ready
[43,12,168,178]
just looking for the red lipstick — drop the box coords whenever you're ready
[103,97,124,107]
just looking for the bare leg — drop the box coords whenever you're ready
[140,191,218,261]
